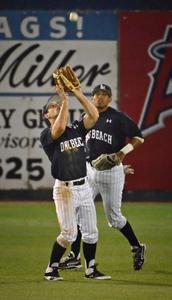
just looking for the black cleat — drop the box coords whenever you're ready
[85,265,111,280]
[58,251,82,270]
[132,243,146,271]
[44,266,63,281]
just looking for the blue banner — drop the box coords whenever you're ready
[0,10,117,40]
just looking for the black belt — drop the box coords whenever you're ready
[65,178,85,186]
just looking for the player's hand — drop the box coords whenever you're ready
[123,165,135,175]
[53,65,81,94]
[53,69,62,87]
[110,151,125,165]
[54,73,69,102]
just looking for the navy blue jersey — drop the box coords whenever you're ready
[40,119,88,181]
[86,107,143,162]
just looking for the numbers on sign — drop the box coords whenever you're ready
[0,157,45,181]
[27,158,45,181]
[6,157,22,179]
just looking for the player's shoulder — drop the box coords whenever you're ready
[107,107,136,124]
[40,127,49,135]
[71,119,86,134]
[71,119,80,129]
[106,107,126,118]
[102,106,116,115]
[112,108,133,120]
[40,127,50,140]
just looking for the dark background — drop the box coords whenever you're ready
[0,0,172,10]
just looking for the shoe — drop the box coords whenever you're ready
[132,243,146,271]
[44,266,63,281]
[85,265,111,280]
[58,251,82,270]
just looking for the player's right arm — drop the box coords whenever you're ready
[73,89,99,130]
[51,84,69,140]
[113,136,144,162]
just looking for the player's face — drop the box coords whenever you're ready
[92,91,111,112]
[46,103,61,120]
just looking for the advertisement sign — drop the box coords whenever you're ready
[0,10,117,189]
[119,11,172,190]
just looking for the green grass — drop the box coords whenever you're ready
[0,201,172,300]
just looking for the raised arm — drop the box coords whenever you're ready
[73,89,99,129]
[50,83,69,140]
[53,65,99,129]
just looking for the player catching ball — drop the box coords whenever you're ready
[59,84,146,272]
[40,67,111,281]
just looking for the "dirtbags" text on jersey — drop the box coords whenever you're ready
[60,137,84,152]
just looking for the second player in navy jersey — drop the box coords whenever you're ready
[59,83,146,272]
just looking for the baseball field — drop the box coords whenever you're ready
[0,201,172,300]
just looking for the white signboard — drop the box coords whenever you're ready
[0,10,117,189]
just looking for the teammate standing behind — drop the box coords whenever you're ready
[40,69,111,281]
[59,84,146,272]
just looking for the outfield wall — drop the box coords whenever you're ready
[0,9,172,199]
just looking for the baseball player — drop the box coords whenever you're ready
[59,84,146,272]
[40,69,111,281]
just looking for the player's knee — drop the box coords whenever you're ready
[57,236,70,248]
[82,231,98,244]
[109,216,126,230]
[57,227,78,246]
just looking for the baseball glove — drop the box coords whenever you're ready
[91,152,124,171]
[53,65,80,93]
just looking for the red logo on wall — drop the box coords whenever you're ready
[119,12,172,191]
[139,25,172,136]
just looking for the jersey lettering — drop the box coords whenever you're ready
[60,137,84,152]
[86,129,112,144]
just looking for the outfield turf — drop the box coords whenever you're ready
[0,201,172,300]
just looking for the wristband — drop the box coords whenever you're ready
[120,143,134,155]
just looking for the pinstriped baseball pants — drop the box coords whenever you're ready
[53,177,98,245]
[87,162,127,229]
